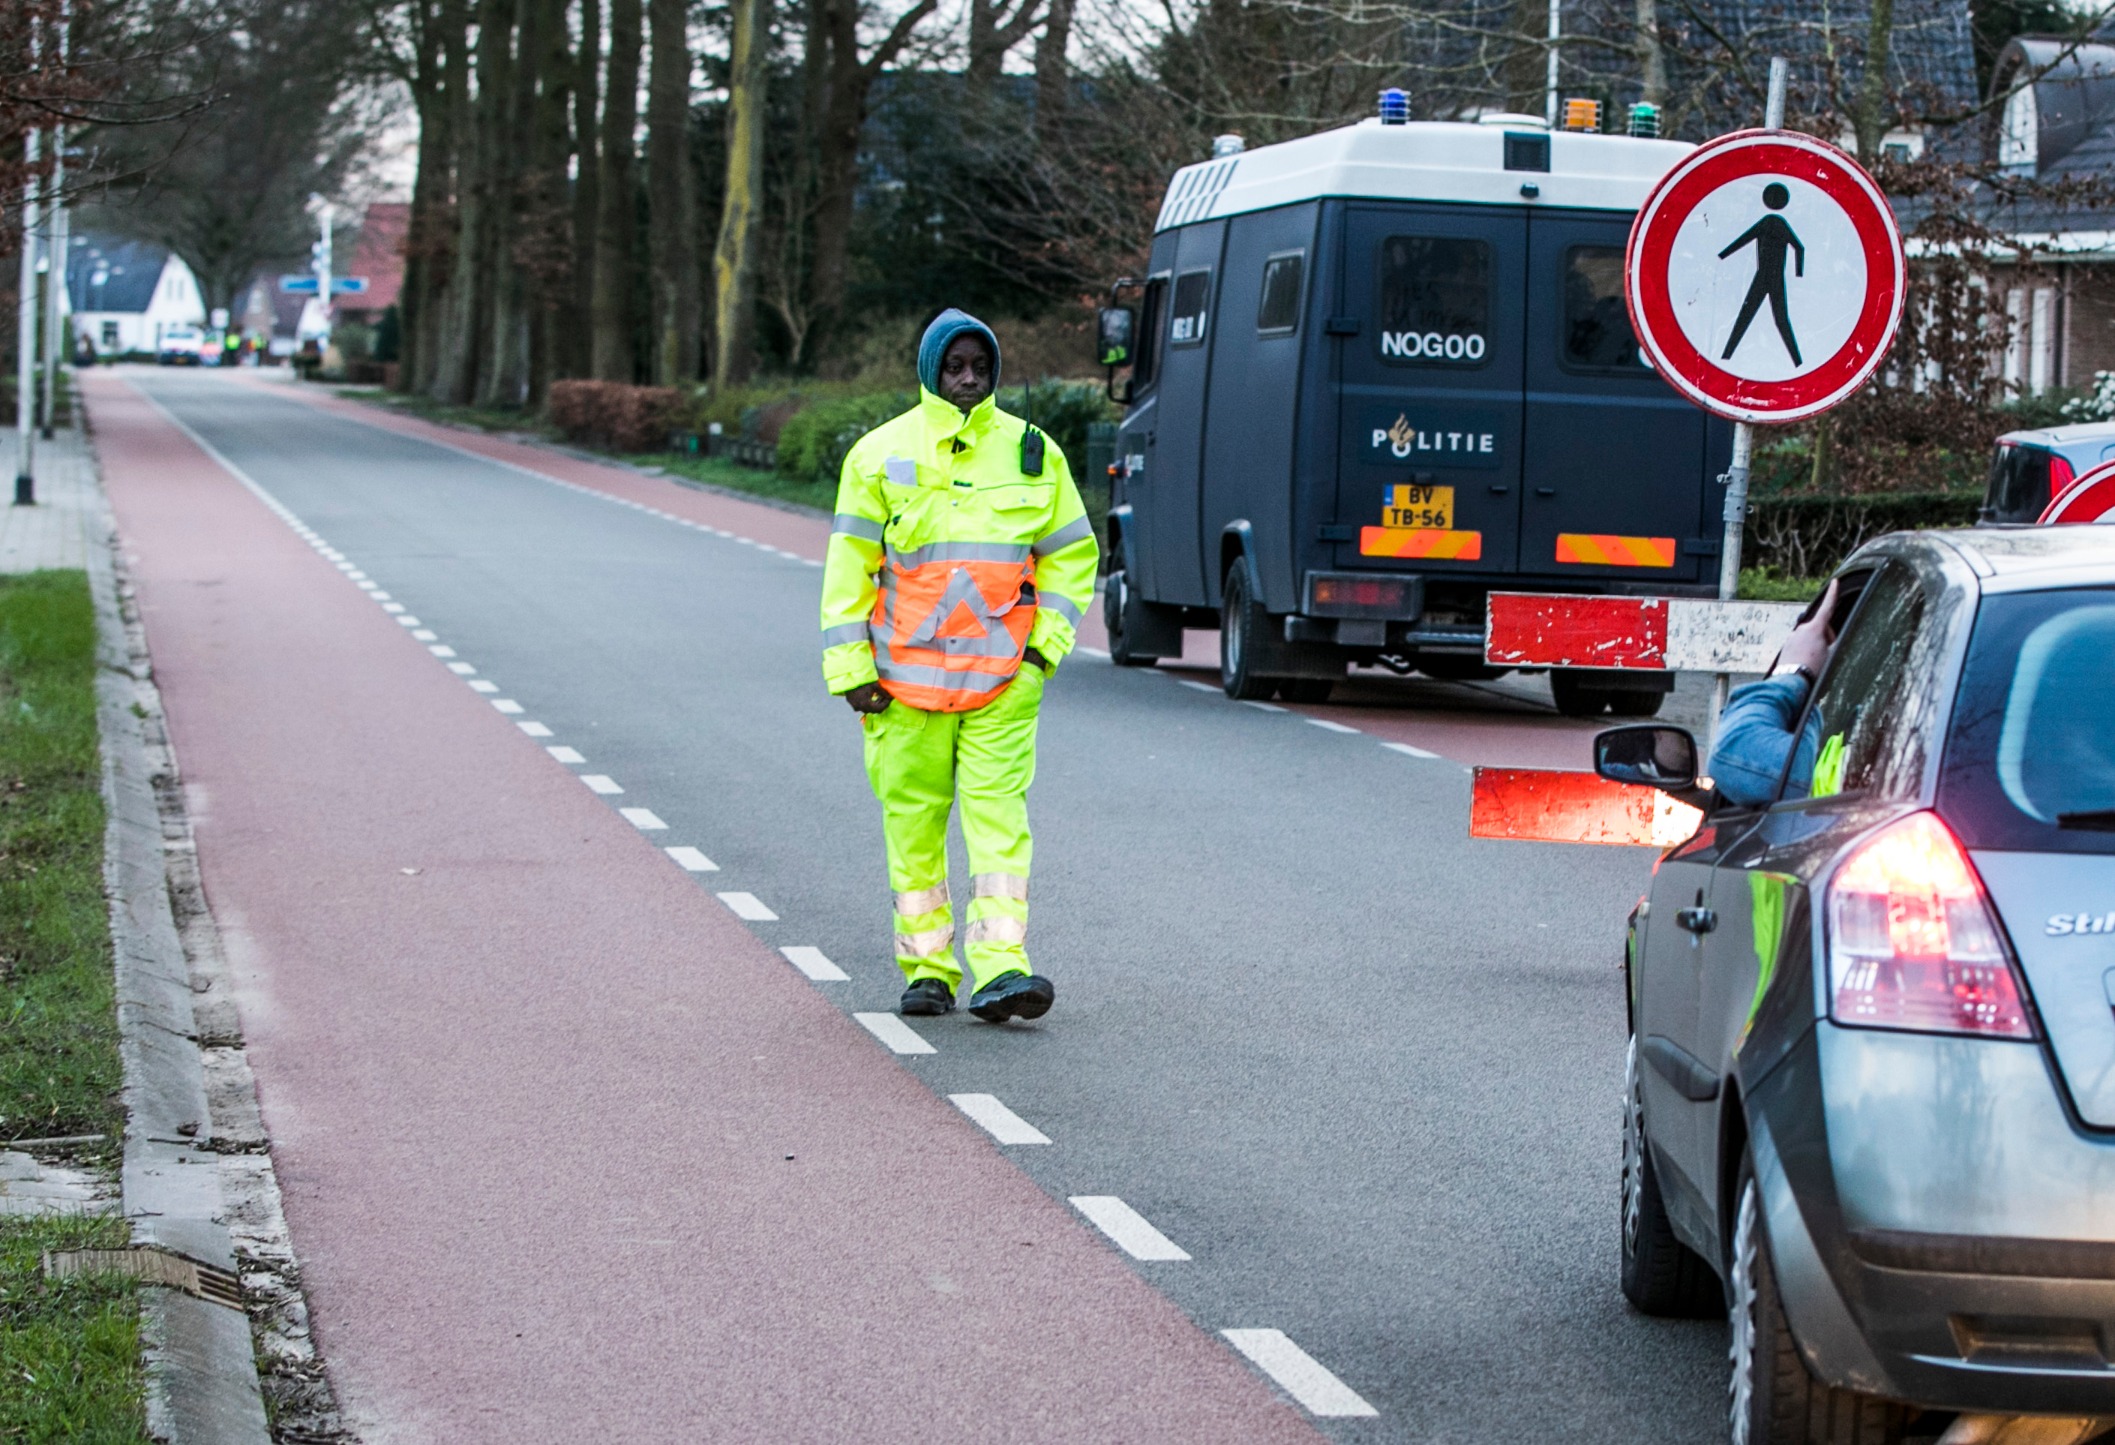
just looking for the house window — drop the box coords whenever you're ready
[2001,84,2038,172]
[100,321,118,349]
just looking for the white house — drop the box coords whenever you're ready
[66,235,207,356]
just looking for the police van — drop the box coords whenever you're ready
[1096,100,1732,716]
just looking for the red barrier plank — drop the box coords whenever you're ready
[1484,593,1667,669]
[1469,766,1702,848]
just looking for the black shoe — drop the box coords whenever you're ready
[900,977,956,1016]
[969,972,1055,1023]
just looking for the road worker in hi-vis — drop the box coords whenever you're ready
[819,309,1099,1022]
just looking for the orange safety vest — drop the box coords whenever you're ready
[869,539,1037,712]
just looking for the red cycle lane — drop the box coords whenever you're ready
[85,372,1317,1442]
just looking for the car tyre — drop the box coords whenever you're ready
[1104,566,1157,668]
[1551,670,1610,717]
[1728,1157,1907,1445]
[1220,557,1277,700]
[1277,678,1334,704]
[1607,685,1667,719]
[1620,1037,1721,1318]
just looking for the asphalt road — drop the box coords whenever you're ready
[125,370,1725,1442]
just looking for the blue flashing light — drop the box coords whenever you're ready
[1378,88,1410,125]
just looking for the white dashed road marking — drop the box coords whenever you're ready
[779,946,846,981]
[716,891,778,922]
[619,808,666,831]
[854,1012,936,1055]
[492,699,524,714]
[580,775,623,795]
[1305,718,1360,734]
[546,746,585,764]
[1177,679,1219,693]
[1220,1330,1378,1418]
[1069,1196,1191,1261]
[447,662,477,675]
[664,846,718,872]
[1241,700,1286,713]
[411,629,438,641]
[517,721,553,737]
[429,644,457,657]
[468,680,499,693]
[1382,741,1440,759]
[948,1093,1050,1145]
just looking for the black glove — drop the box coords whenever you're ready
[1024,647,1051,674]
[843,682,893,715]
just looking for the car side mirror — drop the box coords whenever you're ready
[1097,306,1135,367]
[1595,724,1699,792]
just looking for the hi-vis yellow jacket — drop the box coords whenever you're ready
[820,387,1099,709]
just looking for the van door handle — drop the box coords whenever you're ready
[1535,487,1557,497]
[1676,907,1717,934]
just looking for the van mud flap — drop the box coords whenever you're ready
[1254,622,1346,680]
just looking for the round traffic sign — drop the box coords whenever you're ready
[1626,130,1906,424]
[2040,460,2115,524]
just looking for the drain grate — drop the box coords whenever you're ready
[42,1245,243,1310]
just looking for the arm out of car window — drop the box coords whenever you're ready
[1710,674,1823,807]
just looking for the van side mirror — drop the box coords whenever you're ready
[1595,725,1698,792]
[1097,306,1135,367]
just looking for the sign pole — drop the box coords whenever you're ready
[14,124,41,507]
[1707,56,1789,753]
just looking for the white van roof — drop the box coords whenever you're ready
[1155,117,1695,232]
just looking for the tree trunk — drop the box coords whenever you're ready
[1633,0,1665,108]
[1852,0,1897,165]
[435,0,511,402]
[712,0,767,390]
[415,0,474,396]
[968,0,1041,95]
[569,0,601,380]
[477,0,535,407]
[1034,0,1072,131]
[528,0,574,403]
[401,0,454,393]
[646,0,697,385]
[591,0,641,380]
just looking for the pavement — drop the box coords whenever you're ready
[88,366,1728,1442]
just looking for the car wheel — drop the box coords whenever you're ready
[1277,678,1334,704]
[1104,566,1156,669]
[1606,686,1667,719]
[1620,1037,1721,1317]
[1220,557,1276,700]
[1728,1158,1908,1445]
[1550,670,1610,717]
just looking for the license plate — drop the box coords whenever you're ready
[1385,483,1454,531]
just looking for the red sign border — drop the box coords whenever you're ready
[2040,459,2115,524]
[1626,130,1906,425]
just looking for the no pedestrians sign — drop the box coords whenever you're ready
[1625,130,1905,424]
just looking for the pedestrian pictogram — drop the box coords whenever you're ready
[2040,459,2115,524]
[1625,129,1904,424]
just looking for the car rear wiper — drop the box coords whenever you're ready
[2057,809,2115,831]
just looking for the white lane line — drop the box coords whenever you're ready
[717,891,778,921]
[1381,741,1440,759]
[1177,679,1219,693]
[1069,1196,1191,1261]
[779,945,846,980]
[546,745,585,763]
[580,774,623,794]
[395,615,421,627]
[411,629,438,641]
[1241,699,1286,713]
[619,807,667,830]
[346,571,368,581]
[357,581,378,591]
[492,699,524,714]
[517,721,553,737]
[1305,718,1360,734]
[664,846,718,872]
[382,602,404,613]
[468,679,499,693]
[429,645,457,658]
[448,661,477,675]
[948,1093,1050,1145]
[1220,1330,1377,1418]
[371,592,392,601]
[854,1012,935,1055]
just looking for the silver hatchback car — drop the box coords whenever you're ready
[1600,526,2115,1443]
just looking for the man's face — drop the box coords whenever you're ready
[938,334,994,412]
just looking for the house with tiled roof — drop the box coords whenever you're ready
[65,234,207,357]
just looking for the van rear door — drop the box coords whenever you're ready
[1333,205,1527,575]
[1520,210,1714,585]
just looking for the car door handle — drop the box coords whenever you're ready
[1676,907,1717,934]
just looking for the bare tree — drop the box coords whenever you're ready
[712,0,768,387]
[646,0,698,383]
[591,0,640,378]
[570,0,601,379]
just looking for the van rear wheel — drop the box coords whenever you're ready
[1104,567,1158,668]
[1220,558,1277,700]
[1550,670,1610,717]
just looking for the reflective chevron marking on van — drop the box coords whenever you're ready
[1554,533,1679,567]
[1484,593,1804,672]
[1358,526,1483,560]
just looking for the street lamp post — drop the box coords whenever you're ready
[15,123,41,506]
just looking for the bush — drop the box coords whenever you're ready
[1745,491,1982,578]
[546,380,686,453]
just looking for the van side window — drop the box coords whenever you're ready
[1169,269,1211,347]
[1257,251,1304,334]
[1375,236,1489,366]
[1561,246,1645,369]
[1132,277,1167,391]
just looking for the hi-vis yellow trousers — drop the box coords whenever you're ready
[861,665,1042,991]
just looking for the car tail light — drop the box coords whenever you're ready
[1827,812,2034,1038]
[2050,452,2076,501]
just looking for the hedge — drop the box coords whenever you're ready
[546,380,685,454]
[773,379,1121,488]
[1744,491,1981,578]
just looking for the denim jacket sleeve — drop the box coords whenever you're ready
[1708,674,1823,807]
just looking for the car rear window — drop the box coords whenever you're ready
[1985,444,2051,522]
[1940,588,2115,854]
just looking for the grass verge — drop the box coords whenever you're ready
[0,571,143,1440]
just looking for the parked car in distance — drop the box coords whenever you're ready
[157,327,207,366]
[1603,524,2115,1443]
[1983,421,2115,523]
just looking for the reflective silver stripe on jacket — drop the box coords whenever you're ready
[832,513,886,542]
[1031,515,1096,557]
[1039,592,1085,627]
[971,873,1029,902]
[965,916,1029,947]
[894,884,950,918]
[871,657,1018,696]
[821,622,869,648]
[886,540,1032,570]
[895,924,956,959]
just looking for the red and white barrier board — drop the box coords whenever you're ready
[1484,592,1803,673]
[1469,766,1704,848]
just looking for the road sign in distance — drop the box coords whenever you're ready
[331,277,369,294]
[279,275,320,294]
[1626,129,1905,424]
[2040,459,2115,524]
